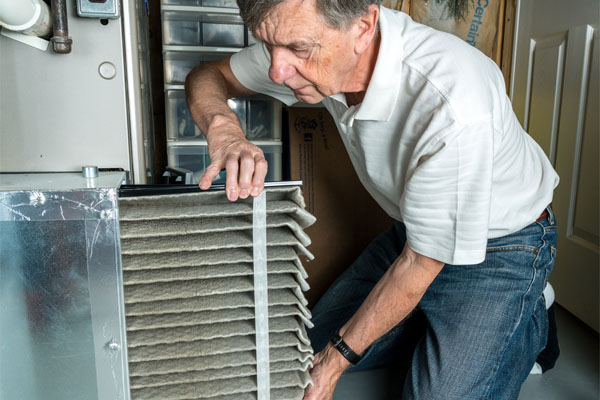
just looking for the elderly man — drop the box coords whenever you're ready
[185,1,559,399]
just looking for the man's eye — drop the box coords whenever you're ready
[293,48,310,57]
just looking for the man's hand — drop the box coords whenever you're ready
[304,344,349,400]
[200,114,268,202]
[304,245,444,399]
[184,57,261,201]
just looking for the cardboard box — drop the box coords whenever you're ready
[287,107,393,306]
[411,0,503,64]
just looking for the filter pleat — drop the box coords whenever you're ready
[120,199,301,221]
[124,274,304,303]
[129,348,313,377]
[127,331,312,363]
[130,370,311,400]
[120,227,304,255]
[126,316,309,348]
[125,288,309,316]
[194,386,307,400]
[129,360,311,389]
[120,213,313,244]
[122,245,298,270]
[202,386,307,400]
[119,187,307,211]
[123,260,306,285]
[126,304,312,331]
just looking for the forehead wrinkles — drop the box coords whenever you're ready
[256,2,320,46]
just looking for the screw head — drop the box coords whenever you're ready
[105,339,121,352]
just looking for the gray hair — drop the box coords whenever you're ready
[237,0,381,32]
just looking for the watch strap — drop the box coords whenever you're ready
[330,332,361,365]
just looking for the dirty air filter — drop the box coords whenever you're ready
[118,185,316,400]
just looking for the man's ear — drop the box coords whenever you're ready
[354,4,379,54]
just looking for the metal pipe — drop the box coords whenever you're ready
[0,0,52,37]
[82,166,99,179]
[50,0,72,54]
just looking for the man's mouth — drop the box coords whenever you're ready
[289,85,311,94]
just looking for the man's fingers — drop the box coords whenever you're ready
[303,363,336,400]
[199,163,222,190]
[238,151,255,199]
[251,156,268,197]
[225,155,240,201]
[312,351,323,366]
[204,136,267,201]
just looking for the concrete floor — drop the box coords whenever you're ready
[332,305,599,399]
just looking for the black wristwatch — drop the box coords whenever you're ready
[330,332,362,365]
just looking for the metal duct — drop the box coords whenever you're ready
[0,172,130,400]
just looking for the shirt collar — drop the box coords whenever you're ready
[329,7,404,124]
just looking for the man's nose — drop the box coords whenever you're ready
[268,48,296,84]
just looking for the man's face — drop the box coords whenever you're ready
[254,0,361,103]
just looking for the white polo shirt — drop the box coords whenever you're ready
[230,7,559,265]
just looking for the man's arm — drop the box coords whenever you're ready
[304,244,444,400]
[185,56,265,201]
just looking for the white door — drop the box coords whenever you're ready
[512,0,599,332]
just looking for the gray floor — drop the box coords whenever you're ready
[333,305,599,400]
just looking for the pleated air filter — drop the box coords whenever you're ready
[118,186,316,400]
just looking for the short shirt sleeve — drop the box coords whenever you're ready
[230,43,298,106]
[401,119,495,265]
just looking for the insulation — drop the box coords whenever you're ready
[119,186,315,400]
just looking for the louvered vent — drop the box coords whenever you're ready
[118,186,315,400]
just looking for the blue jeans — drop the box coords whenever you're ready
[308,206,557,399]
